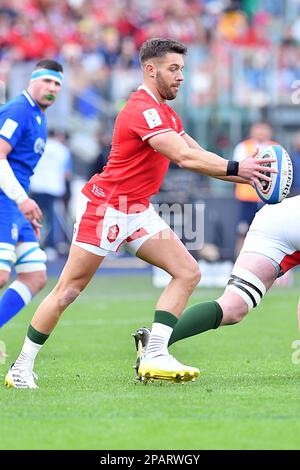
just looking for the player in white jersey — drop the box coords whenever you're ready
[171,195,300,340]
[216,195,300,326]
[133,196,300,376]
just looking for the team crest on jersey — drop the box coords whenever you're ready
[143,108,162,129]
[107,224,120,243]
[34,137,45,155]
[11,223,18,241]
[91,184,105,198]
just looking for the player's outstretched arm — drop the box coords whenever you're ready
[148,131,276,185]
[182,133,255,185]
[0,138,42,223]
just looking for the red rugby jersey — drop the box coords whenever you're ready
[82,86,185,212]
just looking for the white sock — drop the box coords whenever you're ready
[145,322,173,359]
[14,337,42,370]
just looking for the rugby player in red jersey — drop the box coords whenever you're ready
[5,38,275,388]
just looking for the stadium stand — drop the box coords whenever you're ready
[1,0,300,265]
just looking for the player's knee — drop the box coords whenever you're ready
[18,271,47,294]
[33,271,47,291]
[224,307,247,325]
[57,286,81,310]
[191,263,201,287]
[180,261,201,289]
[218,293,248,325]
[0,271,10,288]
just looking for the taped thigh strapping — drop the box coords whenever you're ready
[226,266,266,312]
[0,243,16,272]
[15,242,47,273]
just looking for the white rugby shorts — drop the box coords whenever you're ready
[240,196,300,272]
[72,193,170,256]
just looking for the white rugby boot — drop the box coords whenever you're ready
[138,354,200,383]
[5,364,38,389]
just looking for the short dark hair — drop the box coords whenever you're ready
[35,59,63,73]
[140,38,187,64]
[251,121,272,129]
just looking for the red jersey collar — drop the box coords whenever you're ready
[138,85,160,104]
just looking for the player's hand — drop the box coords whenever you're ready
[238,149,277,190]
[31,218,42,240]
[18,198,42,223]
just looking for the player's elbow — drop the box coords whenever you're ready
[174,149,191,169]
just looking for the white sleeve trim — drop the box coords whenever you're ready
[142,128,173,141]
[179,130,185,136]
[0,119,18,139]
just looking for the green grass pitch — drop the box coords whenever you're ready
[0,274,300,450]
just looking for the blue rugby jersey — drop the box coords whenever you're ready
[0,90,47,194]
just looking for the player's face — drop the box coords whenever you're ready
[154,53,184,101]
[29,78,61,110]
[251,124,272,143]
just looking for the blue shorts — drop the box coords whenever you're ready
[0,195,37,245]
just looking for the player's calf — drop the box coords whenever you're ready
[0,271,10,289]
[18,270,47,295]
[218,290,248,325]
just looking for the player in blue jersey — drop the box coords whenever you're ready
[0,59,63,340]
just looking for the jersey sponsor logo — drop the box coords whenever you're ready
[11,223,18,241]
[0,118,18,139]
[34,137,46,155]
[91,184,106,198]
[107,224,119,243]
[143,108,163,129]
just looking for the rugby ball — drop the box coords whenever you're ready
[255,144,293,204]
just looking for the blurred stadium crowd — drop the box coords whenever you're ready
[1,0,300,260]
